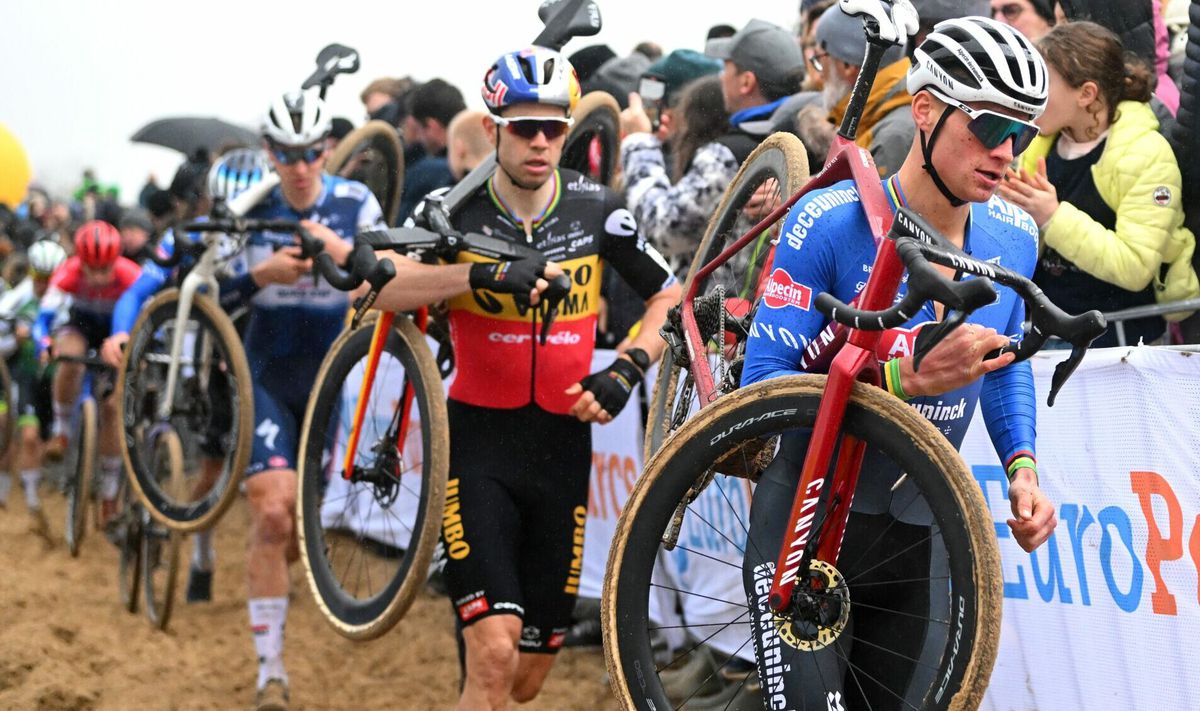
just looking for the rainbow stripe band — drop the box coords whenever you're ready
[1006,456,1038,481]
[884,358,911,400]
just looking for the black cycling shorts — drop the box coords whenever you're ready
[60,307,111,351]
[441,399,591,654]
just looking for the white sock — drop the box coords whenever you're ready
[52,402,70,437]
[20,469,41,510]
[98,456,122,500]
[192,529,215,571]
[249,597,289,690]
[0,472,10,505]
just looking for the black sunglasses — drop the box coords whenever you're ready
[269,142,327,165]
[494,116,574,141]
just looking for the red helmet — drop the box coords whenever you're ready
[73,220,121,268]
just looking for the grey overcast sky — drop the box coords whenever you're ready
[1,0,795,202]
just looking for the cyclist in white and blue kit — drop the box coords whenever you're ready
[741,14,1058,709]
[219,89,384,711]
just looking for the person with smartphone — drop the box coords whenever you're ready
[620,25,801,276]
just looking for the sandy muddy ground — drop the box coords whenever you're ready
[0,492,619,710]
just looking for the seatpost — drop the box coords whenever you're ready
[837,34,894,142]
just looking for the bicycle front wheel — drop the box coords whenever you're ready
[605,375,1002,711]
[119,289,254,532]
[65,397,97,558]
[298,315,448,640]
[143,428,184,631]
[562,91,621,187]
[644,133,810,461]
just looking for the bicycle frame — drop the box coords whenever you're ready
[338,307,428,480]
[678,35,919,613]
[155,176,279,422]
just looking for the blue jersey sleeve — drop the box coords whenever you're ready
[112,233,175,336]
[979,220,1038,468]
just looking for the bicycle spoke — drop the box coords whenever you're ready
[648,582,747,610]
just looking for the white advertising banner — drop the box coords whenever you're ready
[964,346,1200,710]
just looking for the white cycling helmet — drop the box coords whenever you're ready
[907,16,1048,118]
[208,148,274,201]
[28,239,67,276]
[261,88,332,146]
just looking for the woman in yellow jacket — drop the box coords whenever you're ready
[998,20,1199,347]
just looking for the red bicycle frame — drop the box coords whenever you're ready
[679,126,911,611]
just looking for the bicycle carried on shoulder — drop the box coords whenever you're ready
[602,10,1107,711]
[293,197,572,640]
[119,43,362,533]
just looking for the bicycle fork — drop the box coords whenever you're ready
[158,265,220,422]
[340,309,427,479]
[767,345,877,614]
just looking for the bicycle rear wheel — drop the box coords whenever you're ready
[644,133,809,462]
[143,428,184,631]
[120,289,254,532]
[326,120,405,227]
[605,375,1001,711]
[65,397,97,558]
[562,91,621,187]
[116,478,142,613]
[297,315,448,640]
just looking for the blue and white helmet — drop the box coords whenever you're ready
[482,47,582,116]
[261,88,332,146]
[207,148,273,202]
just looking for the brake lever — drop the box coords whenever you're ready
[538,274,573,345]
[911,309,969,372]
[1047,344,1088,407]
[350,259,397,329]
[295,225,325,286]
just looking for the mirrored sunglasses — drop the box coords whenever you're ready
[930,89,1040,156]
[269,142,326,165]
[493,116,574,140]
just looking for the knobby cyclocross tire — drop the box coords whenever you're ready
[605,375,1002,711]
[644,133,809,462]
[562,91,621,188]
[0,358,18,462]
[65,397,97,558]
[119,289,254,533]
[326,120,405,227]
[142,428,184,631]
[117,478,143,614]
[297,316,448,640]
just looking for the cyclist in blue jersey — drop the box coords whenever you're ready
[741,14,1058,709]
[101,149,275,607]
[218,90,384,711]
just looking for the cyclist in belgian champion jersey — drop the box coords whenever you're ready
[741,11,1058,708]
[220,90,385,711]
[365,47,680,710]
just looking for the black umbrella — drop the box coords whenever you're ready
[131,116,259,155]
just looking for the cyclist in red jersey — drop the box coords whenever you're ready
[37,220,140,523]
[367,47,680,710]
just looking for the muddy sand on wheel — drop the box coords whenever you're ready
[0,494,619,710]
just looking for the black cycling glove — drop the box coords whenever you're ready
[577,357,645,417]
[468,258,547,308]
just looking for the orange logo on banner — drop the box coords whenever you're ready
[589,452,637,520]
